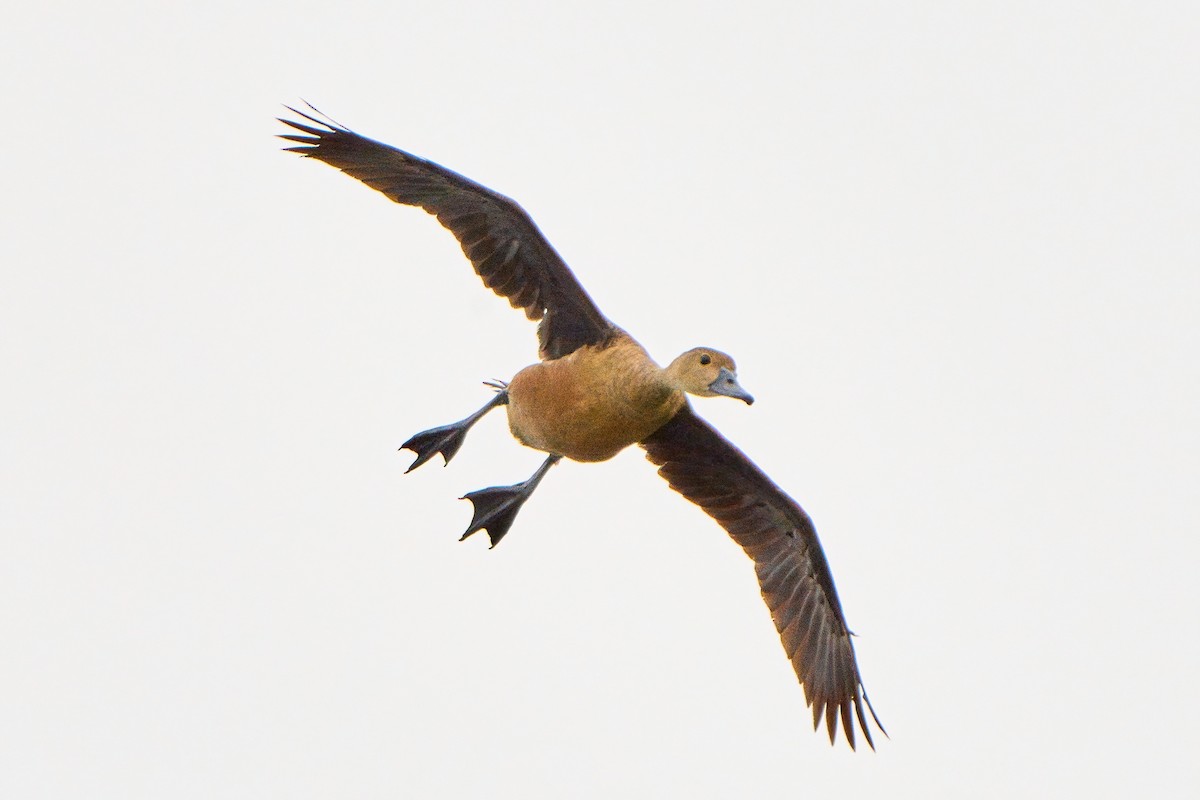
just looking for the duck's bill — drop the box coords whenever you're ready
[709,368,755,405]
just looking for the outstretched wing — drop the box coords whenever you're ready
[641,404,884,750]
[279,106,617,360]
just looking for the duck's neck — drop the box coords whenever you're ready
[592,339,685,439]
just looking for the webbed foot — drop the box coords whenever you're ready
[400,388,507,472]
[401,423,470,473]
[460,454,561,547]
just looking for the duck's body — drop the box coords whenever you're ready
[280,105,884,750]
[507,334,683,462]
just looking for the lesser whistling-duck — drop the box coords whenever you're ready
[279,106,884,749]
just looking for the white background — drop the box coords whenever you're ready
[3,1,1198,797]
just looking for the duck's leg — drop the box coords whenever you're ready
[460,453,562,548]
[400,385,508,473]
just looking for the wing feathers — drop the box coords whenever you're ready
[641,404,883,749]
[279,106,616,359]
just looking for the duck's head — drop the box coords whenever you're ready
[665,347,754,405]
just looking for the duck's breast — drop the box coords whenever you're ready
[506,337,684,462]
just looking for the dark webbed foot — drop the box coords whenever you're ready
[401,423,470,473]
[461,454,562,547]
[400,387,507,472]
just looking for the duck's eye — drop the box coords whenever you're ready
[699,354,711,365]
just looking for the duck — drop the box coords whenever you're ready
[279,105,885,750]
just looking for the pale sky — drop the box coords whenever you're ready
[3,1,1198,797]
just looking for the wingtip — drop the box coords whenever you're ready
[846,687,886,751]
[863,689,888,739]
[279,101,349,133]
[811,690,885,751]
[825,702,839,747]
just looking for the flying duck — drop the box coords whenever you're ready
[279,106,884,749]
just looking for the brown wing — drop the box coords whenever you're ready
[279,106,617,360]
[641,404,884,750]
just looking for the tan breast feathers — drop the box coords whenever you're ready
[506,336,685,462]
